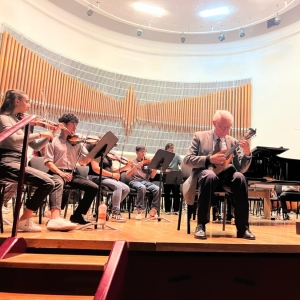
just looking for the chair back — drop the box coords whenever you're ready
[75,166,89,178]
[28,157,48,173]
[120,171,130,186]
[275,185,282,196]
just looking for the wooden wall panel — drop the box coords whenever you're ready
[0,32,251,141]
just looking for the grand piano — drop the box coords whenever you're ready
[245,146,300,218]
[245,145,300,181]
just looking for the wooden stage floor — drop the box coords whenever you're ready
[1,208,300,253]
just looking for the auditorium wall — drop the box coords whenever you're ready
[1,0,300,158]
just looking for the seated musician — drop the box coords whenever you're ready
[86,141,132,222]
[182,110,255,240]
[163,142,182,215]
[126,145,160,220]
[43,113,98,231]
[281,185,300,220]
[0,89,55,232]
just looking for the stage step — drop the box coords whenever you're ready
[0,292,92,300]
[0,253,108,271]
[0,253,108,297]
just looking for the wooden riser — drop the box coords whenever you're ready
[0,268,103,296]
[0,253,107,271]
[0,293,92,300]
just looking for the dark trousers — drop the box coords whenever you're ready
[0,153,54,212]
[164,184,180,212]
[197,169,249,232]
[49,173,98,215]
[280,191,300,214]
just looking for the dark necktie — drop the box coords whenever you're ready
[213,138,221,154]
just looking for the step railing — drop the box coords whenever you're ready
[94,240,128,300]
[0,114,36,259]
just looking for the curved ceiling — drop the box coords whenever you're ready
[49,0,300,44]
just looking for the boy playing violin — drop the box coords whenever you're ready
[43,113,98,231]
[126,145,160,220]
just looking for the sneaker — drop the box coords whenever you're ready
[2,206,10,214]
[165,211,171,215]
[149,207,157,218]
[18,218,42,232]
[135,210,143,220]
[173,211,179,215]
[46,218,77,231]
[111,213,126,223]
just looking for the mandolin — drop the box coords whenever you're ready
[212,128,257,175]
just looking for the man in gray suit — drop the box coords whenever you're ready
[182,110,255,240]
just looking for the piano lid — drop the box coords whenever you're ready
[251,146,289,157]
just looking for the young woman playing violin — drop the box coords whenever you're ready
[0,89,56,232]
[86,142,133,222]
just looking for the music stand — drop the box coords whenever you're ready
[78,131,118,230]
[144,149,175,222]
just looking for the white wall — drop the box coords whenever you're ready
[1,0,300,158]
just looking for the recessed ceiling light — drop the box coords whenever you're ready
[134,2,165,17]
[199,7,229,18]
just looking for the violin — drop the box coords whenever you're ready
[67,135,100,146]
[107,151,129,165]
[142,157,152,165]
[17,113,59,131]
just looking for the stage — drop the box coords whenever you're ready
[2,207,300,299]
[1,208,300,254]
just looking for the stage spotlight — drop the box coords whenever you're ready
[87,5,93,16]
[181,33,186,43]
[274,13,281,25]
[218,31,225,41]
[137,28,143,36]
[239,27,245,38]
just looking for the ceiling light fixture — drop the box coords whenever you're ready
[87,4,93,16]
[274,13,281,25]
[180,33,186,43]
[239,27,245,38]
[218,31,225,42]
[134,2,165,17]
[199,7,229,18]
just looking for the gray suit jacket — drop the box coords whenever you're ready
[182,130,252,205]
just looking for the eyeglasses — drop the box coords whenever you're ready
[217,122,232,130]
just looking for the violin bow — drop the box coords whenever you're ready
[41,88,51,131]
[117,132,127,170]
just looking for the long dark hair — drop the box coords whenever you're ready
[0,89,27,114]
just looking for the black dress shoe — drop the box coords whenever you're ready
[194,224,207,240]
[237,229,255,240]
[70,214,90,225]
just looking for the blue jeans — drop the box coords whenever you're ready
[129,180,160,211]
[89,175,129,214]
